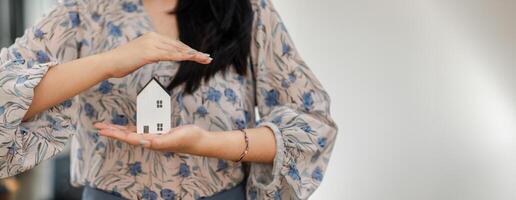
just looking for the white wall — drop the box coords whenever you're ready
[273,0,516,200]
[24,0,56,27]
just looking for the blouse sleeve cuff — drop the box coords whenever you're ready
[249,121,286,191]
[0,60,58,126]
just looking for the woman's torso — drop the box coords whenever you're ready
[68,0,256,199]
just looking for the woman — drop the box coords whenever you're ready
[0,0,337,199]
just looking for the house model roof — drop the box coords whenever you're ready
[137,77,171,96]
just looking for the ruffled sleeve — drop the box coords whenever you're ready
[246,0,338,199]
[0,2,84,177]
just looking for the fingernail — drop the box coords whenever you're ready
[139,140,150,147]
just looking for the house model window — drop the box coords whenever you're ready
[136,77,171,134]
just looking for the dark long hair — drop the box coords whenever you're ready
[167,0,254,94]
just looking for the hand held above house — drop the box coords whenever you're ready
[21,32,212,121]
[102,32,213,78]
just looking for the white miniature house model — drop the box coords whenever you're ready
[137,77,171,134]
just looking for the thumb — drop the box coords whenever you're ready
[138,139,151,148]
[149,137,166,150]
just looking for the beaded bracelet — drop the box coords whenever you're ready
[236,129,249,163]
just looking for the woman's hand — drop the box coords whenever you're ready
[101,32,212,78]
[95,122,277,163]
[94,122,210,153]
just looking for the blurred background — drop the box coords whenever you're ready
[1,0,516,200]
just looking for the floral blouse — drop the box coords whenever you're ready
[0,0,337,199]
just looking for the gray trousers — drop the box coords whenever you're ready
[82,181,246,200]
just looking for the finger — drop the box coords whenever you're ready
[100,129,151,146]
[124,133,150,146]
[107,123,130,131]
[98,128,130,142]
[175,41,192,52]
[98,124,163,148]
[158,34,192,52]
[174,41,206,58]
[93,122,110,129]
[181,49,212,64]
[168,40,192,52]
[156,42,212,63]
[172,51,212,64]
[158,45,211,62]
[148,137,169,150]
[140,127,184,150]
[127,125,137,132]
[152,32,210,61]
[138,139,152,148]
[94,122,128,131]
[160,50,212,64]
[156,42,186,53]
[93,122,118,129]
[147,134,181,151]
[155,37,190,56]
[156,47,194,61]
[137,134,167,148]
[119,131,161,145]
